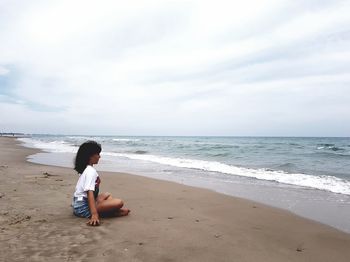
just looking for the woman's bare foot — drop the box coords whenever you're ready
[115,208,130,217]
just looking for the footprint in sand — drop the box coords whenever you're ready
[9,215,31,225]
[296,244,305,252]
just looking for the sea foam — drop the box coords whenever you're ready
[105,152,350,195]
[18,138,77,153]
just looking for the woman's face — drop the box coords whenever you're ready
[89,153,101,165]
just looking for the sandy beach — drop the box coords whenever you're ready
[1,137,350,262]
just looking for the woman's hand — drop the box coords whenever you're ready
[87,213,100,226]
[87,190,100,226]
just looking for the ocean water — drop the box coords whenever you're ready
[18,135,350,232]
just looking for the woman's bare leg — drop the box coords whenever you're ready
[96,198,124,213]
[96,192,130,217]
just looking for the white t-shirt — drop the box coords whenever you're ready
[74,165,99,200]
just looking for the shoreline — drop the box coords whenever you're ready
[1,136,350,261]
[23,139,350,233]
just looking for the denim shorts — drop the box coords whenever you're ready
[72,197,91,218]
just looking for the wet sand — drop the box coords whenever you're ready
[1,137,350,262]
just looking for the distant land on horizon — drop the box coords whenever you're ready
[7,133,350,139]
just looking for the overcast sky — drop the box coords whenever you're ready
[0,0,349,136]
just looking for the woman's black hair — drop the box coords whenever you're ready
[74,141,102,174]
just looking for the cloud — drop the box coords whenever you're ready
[0,66,9,75]
[0,0,350,136]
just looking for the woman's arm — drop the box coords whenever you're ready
[87,190,100,226]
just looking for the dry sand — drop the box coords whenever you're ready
[1,137,350,262]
